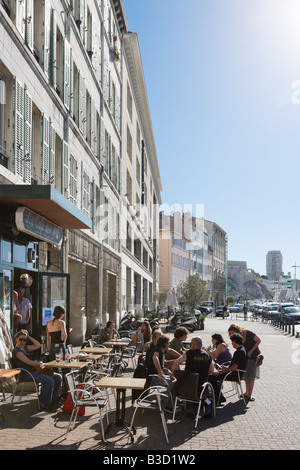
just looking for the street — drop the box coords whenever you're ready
[1,315,300,451]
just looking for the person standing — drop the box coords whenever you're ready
[13,290,22,338]
[228,323,261,402]
[15,287,32,331]
[47,305,67,361]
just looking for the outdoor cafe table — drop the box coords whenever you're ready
[47,360,88,396]
[81,347,112,355]
[103,340,130,348]
[96,376,146,442]
[0,369,21,422]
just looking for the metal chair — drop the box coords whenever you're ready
[65,372,109,440]
[7,358,41,410]
[172,373,216,428]
[120,346,137,370]
[128,375,176,445]
[217,369,246,406]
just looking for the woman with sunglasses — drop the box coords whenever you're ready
[12,330,62,410]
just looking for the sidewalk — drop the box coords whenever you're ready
[1,316,300,450]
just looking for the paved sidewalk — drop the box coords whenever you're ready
[1,316,300,451]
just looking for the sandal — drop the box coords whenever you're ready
[244,395,255,402]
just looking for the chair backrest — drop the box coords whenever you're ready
[161,376,177,410]
[67,345,74,354]
[177,373,199,401]
[65,372,77,404]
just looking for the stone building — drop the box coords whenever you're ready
[0,0,161,346]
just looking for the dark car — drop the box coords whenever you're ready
[282,307,300,323]
[216,306,225,317]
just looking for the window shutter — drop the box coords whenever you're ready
[51,9,57,88]
[64,38,72,110]
[14,0,25,39]
[49,123,55,184]
[26,0,34,52]
[24,89,32,183]
[100,116,105,167]
[43,0,51,78]
[62,141,69,198]
[13,77,24,179]
[42,114,50,184]
[69,154,78,205]
[79,72,86,135]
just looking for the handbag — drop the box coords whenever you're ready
[255,354,264,366]
[62,385,85,415]
[32,365,54,377]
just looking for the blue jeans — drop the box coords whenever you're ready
[28,371,62,407]
[49,343,66,362]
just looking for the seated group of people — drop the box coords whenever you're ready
[135,325,249,409]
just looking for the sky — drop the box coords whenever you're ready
[123,0,300,277]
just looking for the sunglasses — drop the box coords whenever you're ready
[18,337,27,342]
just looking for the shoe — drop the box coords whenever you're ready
[244,395,255,402]
[39,402,52,411]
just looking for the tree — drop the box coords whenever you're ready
[152,290,168,309]
[180,274,209,311]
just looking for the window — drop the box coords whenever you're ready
[127,83,132,120]
[127,126,132,161]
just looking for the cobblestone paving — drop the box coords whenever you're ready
[1,315,300,451]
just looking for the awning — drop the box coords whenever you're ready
[0,185,91,230]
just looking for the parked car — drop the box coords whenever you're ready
[197,306,210,315]
[229,304,244,313]
[282,306,300,323]
[278,303,294,313]
[215,306,225,317]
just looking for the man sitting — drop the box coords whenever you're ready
[171,336,213,399]
[98,321,119,345]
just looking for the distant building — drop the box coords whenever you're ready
[266,251,283,281]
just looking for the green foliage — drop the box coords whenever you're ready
[180,274,209,311]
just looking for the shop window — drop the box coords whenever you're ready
[1,238,12,263]
[14,242,26,264]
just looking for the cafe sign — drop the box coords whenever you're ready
[15,207,63,245]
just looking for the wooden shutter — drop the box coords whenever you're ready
[43,0,51,78]
[13,77,24,179]
[26,0,34,52]
[24,89,32,183]
[62,141,69,198]
[69,154,78,205]
[42,114,50,184]
[64,38,72,110]
[78,72,86,135]
[49,123,55,184]
[100,116,105,167]
[51,9,57,88]
[14,0,25,39]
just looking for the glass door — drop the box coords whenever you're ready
[38,273,70,348]
[0,268,13,331]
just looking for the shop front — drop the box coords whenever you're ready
[0,185,91,350]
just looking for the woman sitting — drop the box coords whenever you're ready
[131,320,152,352]
[205,333,232,367]
[12,330,62,410]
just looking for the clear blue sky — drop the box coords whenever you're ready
[123,0,300,277]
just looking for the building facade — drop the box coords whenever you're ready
[266,250,283,281]
[204,220,227,305]
[159,212,219,303]
[0,0,161,347]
